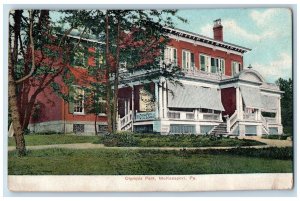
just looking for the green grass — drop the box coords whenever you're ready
[8,147,293,175]
[96,133,265,147]
[8,134,100,146]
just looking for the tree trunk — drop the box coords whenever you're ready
[9,10,26,156]
[9,48,26,156]
[105,11,112,133]
[94,114,98,135]
[112,17,121,133]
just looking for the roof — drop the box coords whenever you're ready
[167,82,224,111]
[164,27,251,54]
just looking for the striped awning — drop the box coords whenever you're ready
[167,83,224,111]
[261,95,278,112]
[240,86,262,109]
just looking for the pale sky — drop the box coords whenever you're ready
[174,8,292,83]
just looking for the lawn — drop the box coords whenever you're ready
[8,147,293,175]
[8,134,100,146]
[96,133,265,147]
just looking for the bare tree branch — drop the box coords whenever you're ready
[15,10,35,84]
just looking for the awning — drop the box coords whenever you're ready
[167,83,224,111]
[261,95,278,112]
[240,86,262,109]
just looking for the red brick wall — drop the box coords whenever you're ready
[168,39,243,76]
[221,87,236,116]
[30,77,63,123]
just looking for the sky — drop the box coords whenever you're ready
[173,8,292,83]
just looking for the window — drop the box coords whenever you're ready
[182,50,194,70]
[73,87,85,114]
[220,59,225,74]
[164,46,177,65]
[200,54,210,72]
[232,61,241,76]
[211,57,225,74]
[73,124,85,133]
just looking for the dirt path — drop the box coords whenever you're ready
[239,136,293,147]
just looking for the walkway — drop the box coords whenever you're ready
[239,136,293,147]
[8,137,292,151]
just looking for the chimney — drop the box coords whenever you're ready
[213,19,223,41]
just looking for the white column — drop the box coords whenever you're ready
[236,87,241,119]
[155,82,159,119]
[163,81,168,118]
[131,85,134,132]
[277,96,282,124]
[159,80,163,119]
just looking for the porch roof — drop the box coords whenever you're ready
[240,86,262,109]
[167,83,224,111]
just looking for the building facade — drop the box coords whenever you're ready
[117,19,283,136]
[28,19,283,136]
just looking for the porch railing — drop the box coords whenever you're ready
[118,111,133,130]
[261,115,269,133]
[243,113,256,120]
[265,117,277,124]
[203,113,219,120]
[227,110,238,133]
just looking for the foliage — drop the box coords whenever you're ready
[275,78,293,135]
[261,134,290,140]
[96,133,265,147]
[8,147,292,175]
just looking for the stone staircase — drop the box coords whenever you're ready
[209,123,229,136]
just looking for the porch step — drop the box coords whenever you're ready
[210,123,228,136]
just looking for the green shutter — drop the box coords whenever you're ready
[191,53,194,69]
[200,55,205,71]
[68,86,75,113]
[173,49,177,64]
[211,58,216,73]
[182,51,186,68]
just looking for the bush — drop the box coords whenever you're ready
[101,133,139,147]
[184,147,293,160]
[262,135,289,140]
[97,133,264,147]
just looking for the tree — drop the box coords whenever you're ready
[64,10,186,133]
[8,10,89,156]
[275,78,293,135]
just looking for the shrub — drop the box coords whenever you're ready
[101,133,139,147]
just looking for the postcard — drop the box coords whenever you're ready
[7,7,293,192]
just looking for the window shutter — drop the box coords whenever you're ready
[182,51,186,68]
[68,86,75,114]
[200,55,205,71]
[173,48,177,64]
[191,53,195,69]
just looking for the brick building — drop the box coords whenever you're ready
[29,19,283,136]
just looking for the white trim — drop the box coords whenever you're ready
[168,34,245,56]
